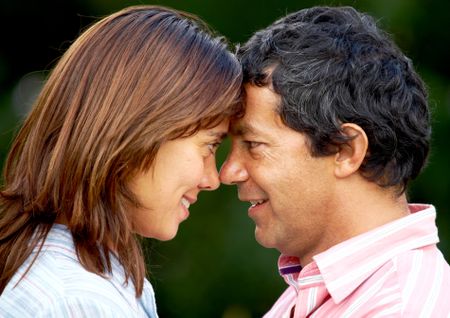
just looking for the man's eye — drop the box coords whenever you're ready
[243,141,262,149]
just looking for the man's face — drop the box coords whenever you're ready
[220,84,337,262]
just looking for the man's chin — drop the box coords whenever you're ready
[254,228,276,249]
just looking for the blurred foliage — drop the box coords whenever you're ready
[1,0,449,317]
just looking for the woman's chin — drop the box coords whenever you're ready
[139,228,179,241]
[155,232,178,241]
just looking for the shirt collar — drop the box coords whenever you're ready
[278,204,439,303]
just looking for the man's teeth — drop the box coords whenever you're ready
[181,198,190,209]
[250,200,266,207]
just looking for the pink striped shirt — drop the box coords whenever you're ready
[264,204,450,318]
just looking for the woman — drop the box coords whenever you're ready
[0,5,241,317]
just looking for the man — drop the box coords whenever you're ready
[220,6,450,317]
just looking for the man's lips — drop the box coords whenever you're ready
[247,199,269,217]
[249,199,268,208]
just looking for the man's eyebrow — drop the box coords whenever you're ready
[230,122,258,136]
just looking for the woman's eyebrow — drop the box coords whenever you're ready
[208,131,228,140]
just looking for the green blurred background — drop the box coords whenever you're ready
[1,0,449,317]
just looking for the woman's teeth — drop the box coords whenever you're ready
[181,198,190,209]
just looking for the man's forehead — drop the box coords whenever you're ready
[228,110,288,137]
[227,84,288,136]
[228,117,276,137]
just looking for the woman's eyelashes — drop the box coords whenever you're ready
[207,141,222,154]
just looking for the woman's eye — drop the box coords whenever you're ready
[207,142,221,154]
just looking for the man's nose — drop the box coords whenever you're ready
[219,151,248,185]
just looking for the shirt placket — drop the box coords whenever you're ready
[292,272,327,318]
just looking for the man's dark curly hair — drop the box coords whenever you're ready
[237,6,431,193]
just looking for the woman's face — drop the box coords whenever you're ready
[128,120,229,240]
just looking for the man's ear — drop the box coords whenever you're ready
[334,123,368,178]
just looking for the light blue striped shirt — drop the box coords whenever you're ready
[0,224,158,317]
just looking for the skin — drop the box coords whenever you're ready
[220,84,409,266]
[129,119,229,241]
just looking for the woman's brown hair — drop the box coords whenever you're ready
[0,5,242,296]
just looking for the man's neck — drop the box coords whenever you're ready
[298,177,410,267]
